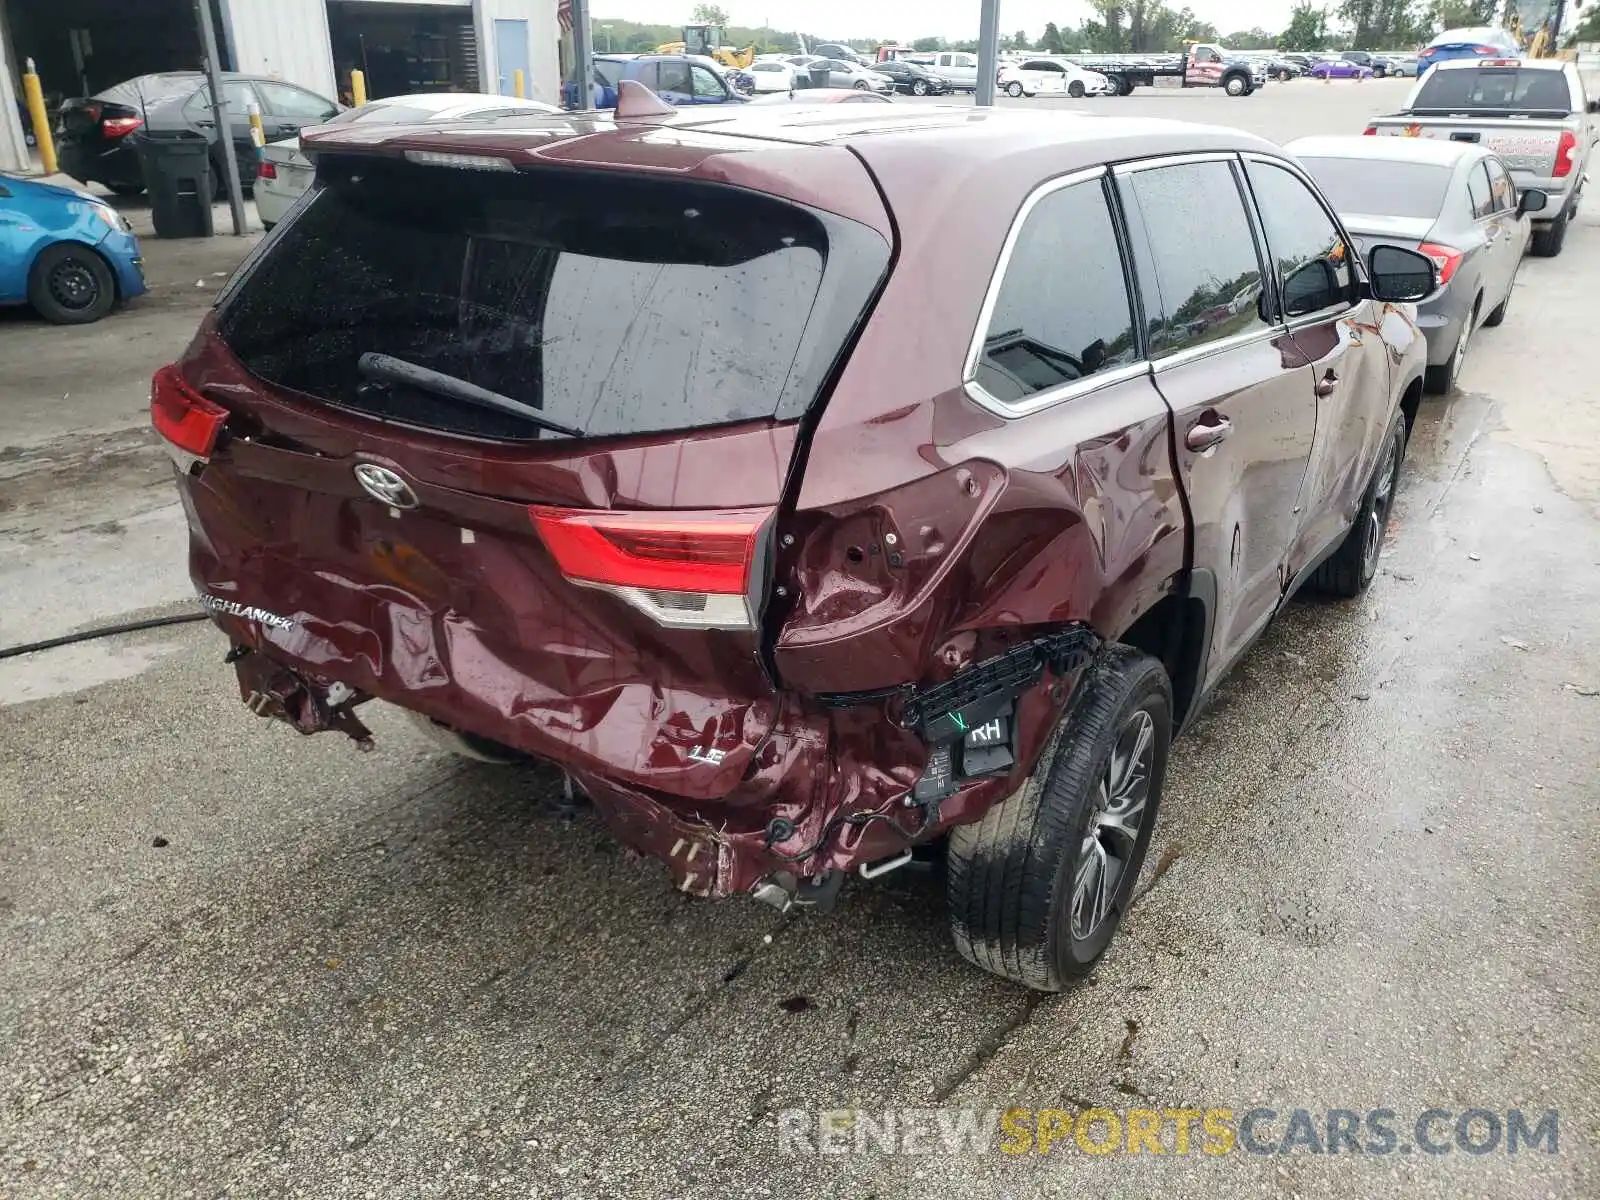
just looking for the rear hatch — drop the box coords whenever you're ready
[165,148,890,797]
[1377,65,1577,179]
[59,74,198,142]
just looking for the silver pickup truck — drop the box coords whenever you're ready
[1366,57,1598,256]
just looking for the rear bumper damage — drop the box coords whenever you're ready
[215,618,1097,908]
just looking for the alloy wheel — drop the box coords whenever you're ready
[1362,430,1401,577]
[1070,708,1155,940]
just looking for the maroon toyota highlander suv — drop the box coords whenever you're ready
[152,91,1434,990]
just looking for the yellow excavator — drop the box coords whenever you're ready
[656,24,756,70]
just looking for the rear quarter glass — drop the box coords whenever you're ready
[215,156,890,442]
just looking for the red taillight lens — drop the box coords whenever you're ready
[101,116,142,138]
[1554,130,1578,178]
[1416,242,1462,287]
[1363,125,1377,135]
[150,365,228,464]
[529,506,772,629]
[257,158,277,180]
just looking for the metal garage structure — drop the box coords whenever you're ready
[1,0,563,171]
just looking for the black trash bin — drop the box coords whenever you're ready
[808,64,832,89]
[131,129,214,239]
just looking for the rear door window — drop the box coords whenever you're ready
[1484,156,1515,212]
[1121,159,1271,353]
[216,158,870,441]
[1467,163,1494,218]
[970,176,1139,406]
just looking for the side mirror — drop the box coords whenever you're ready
[1367,244,1436,303]
[1517,187,1549,215]
[1282,258,1339,317]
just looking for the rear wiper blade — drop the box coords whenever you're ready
[357,352,582,438]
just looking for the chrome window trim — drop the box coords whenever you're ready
[961,164,1153,419]
[1112,150,1240,175]
[1150,325,1283,372]
[1240,150,1366,325]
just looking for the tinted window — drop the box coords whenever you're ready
[1484,157,1515,212]
[1124,160,1269,354]
[594,60,625,88]
[658,61,693,93]
[1412,67,1574,113]
[1295,157,1450,220]
[257,82,338,120]
[218,160,837,440]
[972,179,1137,405]
[1245,160,1356,318]
[1467,164,1493,218]
[184,80,258,121]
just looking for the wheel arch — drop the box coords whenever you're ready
[1114,569,1216,732]
[27,236,123,303]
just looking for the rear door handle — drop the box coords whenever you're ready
[1185,415,1233,452]
[1314,370,1339,397]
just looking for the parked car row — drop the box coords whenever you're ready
[150,95,1458,992]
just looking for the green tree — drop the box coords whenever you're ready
[1279,2,1330,48]
[912,35,945,51]
[1009,29,1033,50]
[1042,21,1068,51]
[1432,0,1498,26]
[1223,27,1278,45]
[691,4,730,26]
[1567,4,1600,43]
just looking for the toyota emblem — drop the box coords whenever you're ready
[353,463,419,510]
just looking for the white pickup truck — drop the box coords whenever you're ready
[1366,57,1598,256]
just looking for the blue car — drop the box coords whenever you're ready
[1,173,145,323]
[565,54,750,110]
[1416,26,1522,76]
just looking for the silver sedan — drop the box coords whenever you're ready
[1289,135,1548,394]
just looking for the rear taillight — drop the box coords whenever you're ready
[1554,130,1578,178]
[151,364,228,468]
[1416,242,1462,287]
[101,116,142,138]
[1419,47,1436,57]
[1363,125,1377,135]
[529,505,772,630]
[1474,45,1501,55]
[257,159,277,180]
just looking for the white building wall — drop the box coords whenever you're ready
[475,0,563,105]
[219,0,337,100]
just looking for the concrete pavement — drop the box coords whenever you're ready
[1,80,1597,1199]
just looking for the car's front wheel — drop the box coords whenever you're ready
[27,243,117,325]
[1068,80,1085,98]
[1006,81,1024,97]
[947,646,1172,992]
[1224,75,1248,96]
[1310,412,1406,598]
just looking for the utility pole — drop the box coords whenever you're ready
[570,0,595,110]
[975,0,1000,106]
[195,0,247,234]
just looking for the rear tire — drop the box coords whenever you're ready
[1483,274,1514,327]
[1310,414,1406,598]
[947,646,1172,992]
[27,243,116,324]
[1531,209,1568,258]
[853,79,870,90]
[1006,81,1024,97]
[1425,299,1478,395]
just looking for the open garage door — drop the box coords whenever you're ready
[325,0,480,102]
[3,0,231,103]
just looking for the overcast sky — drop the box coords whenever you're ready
[600,1,1303,41]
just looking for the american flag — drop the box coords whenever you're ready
[557,0,573,33]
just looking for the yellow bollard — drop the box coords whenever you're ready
[246,100,266,149]
[350,69,367,107]
[514,68,526,98]
[22,58,57,176]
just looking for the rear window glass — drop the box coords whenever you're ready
[217,159,832,441]
[1295,158,1451,219]
[1412,68,1573,112]
[96,74,200,105]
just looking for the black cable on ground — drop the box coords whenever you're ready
[0,611,211,662]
